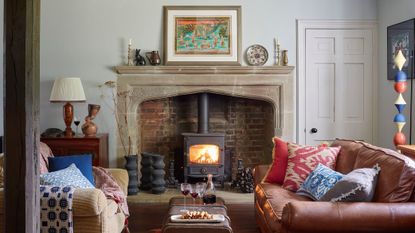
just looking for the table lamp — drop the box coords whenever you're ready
[49,77,86,137]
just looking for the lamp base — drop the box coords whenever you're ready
[63,102,74,137]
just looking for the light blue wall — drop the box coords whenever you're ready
[377,0,415,149]
[39,0,377,167]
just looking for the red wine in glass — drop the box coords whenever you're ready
[190,192,198,198]
[74,117,81,135]
[180,183,191,212]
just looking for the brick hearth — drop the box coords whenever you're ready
[139,94,275,178]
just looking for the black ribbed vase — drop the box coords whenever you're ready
[124,155,139,195]
[140,152,153,191]
[151,154,166,194]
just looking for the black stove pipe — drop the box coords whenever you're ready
[198,93,209,134]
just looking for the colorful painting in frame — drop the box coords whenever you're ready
[164,6,241,66]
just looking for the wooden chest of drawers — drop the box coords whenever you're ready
[41,133,108,167]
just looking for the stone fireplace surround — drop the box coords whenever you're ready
[115,66,294,180]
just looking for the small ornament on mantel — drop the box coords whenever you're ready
[282,50,289,66]
[127,38,134,66]
[274,37,281,66]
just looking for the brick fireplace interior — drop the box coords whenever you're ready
[139,93,275,181]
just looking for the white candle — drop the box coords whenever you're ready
[129,38,132,46]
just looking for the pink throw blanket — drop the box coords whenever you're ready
[93,167,130,217]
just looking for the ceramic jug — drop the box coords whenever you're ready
[146,51,161,66]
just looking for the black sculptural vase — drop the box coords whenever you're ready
[140,152,153,190]
[124,155,139,195]
[135,49,146,66]
[151,154,166,194]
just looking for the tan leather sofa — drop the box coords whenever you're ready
[0,168,128,233]
[254,139,415,233]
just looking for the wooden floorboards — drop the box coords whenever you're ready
[128,203,260,233]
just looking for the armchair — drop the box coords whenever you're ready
[0,142,129,233]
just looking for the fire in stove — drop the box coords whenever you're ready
[189,144,219,164]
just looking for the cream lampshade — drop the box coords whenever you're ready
[50,77,86,136]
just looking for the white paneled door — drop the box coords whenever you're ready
[305,29,373,145]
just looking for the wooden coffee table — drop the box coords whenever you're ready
[161,197,233,233]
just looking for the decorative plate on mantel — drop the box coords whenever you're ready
[246,44,268,66]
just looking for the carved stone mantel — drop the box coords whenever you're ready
[114,66,294,167]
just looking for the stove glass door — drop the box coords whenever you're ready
[188,144,220,165]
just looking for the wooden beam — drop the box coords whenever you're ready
[4,0,40,232]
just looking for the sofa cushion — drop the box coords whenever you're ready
[354,142,415,202]
[49,154,95,185]
[40,164,95,188]
[321,164,380,202]
[263,137,289,184]
[332,139,364,174]
[282,143,340,191]
[297,163,344,200]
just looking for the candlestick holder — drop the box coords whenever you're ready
[127,44,134,66]
[275,43,281,66]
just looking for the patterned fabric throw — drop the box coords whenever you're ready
[282,143,340,191]
[296,163,344,200]
[40,185,75,233]
[93,167,130,216]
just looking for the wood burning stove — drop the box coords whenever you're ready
[182,93,225,184]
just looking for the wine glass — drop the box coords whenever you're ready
[196,182,206,207]
[180,183,191,212]
[190,184,199,207]
[74,117,81,135]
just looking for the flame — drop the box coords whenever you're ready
[189,144,219,164]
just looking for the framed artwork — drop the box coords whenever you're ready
[387,19,414,80]
[163,6,241,66]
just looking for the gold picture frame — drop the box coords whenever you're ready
[163,6,242,66]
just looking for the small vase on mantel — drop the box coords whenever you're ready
[124,155,139,195]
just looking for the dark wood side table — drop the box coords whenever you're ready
[397,145,415,161]
[41,133,109,167]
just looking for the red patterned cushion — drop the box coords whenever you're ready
[262,137,289,184]
[282,143,340,191]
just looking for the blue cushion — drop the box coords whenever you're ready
[297,163,344,200]
[48,154,94,185]
[40,163,94,188]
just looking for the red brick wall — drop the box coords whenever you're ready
[139,93,275,178]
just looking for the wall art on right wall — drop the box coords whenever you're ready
[387,18,414,80]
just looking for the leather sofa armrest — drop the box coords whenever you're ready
[282,201,415,232]
[107,168,129,195]
[253,165,270,185]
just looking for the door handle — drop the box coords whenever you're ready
[310,128,318,134]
